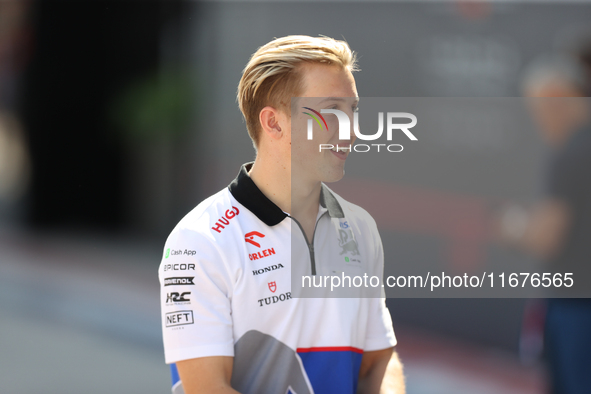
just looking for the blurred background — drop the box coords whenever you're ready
[1,1,591,393]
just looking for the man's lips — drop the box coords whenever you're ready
[328,144,350,160]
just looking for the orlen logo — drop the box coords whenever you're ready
[212,206,240,233]
[245,231,277,261]
[245,231,265,247]
[304,107,417,153]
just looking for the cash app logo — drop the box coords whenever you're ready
[165,248,170,259]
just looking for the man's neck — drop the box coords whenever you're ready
[248,155,292,214]
[248,155,322,222]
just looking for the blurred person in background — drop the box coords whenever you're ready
[499,53,591,394]
[0,0,31,223]
[0,112,30,214]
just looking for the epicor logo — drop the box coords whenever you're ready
[163,263,195,272]
[245,231,265,247]
[212,206,240,233]
[303,107,417,153]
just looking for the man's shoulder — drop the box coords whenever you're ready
[165,186,245,248]
[159,187,243,270]
[173,188,231,232]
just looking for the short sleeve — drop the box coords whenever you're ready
[364,297,397,351]
[158,227,235,364]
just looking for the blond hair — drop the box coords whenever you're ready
[237,35,358,147]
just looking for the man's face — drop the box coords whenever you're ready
[525,80,586,146]
[289,63,359,185]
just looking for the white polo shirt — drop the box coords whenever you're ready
[158,162,396,394]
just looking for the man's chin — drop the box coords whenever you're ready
[321,168,346,184]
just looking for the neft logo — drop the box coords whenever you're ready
[212,206,240,233]
[165,310,194,327]
[245,231,265,247]
[166,292,191,304]
[164,277,195,286]
[163,263,195,272]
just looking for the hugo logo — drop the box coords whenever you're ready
[212,206,240,233]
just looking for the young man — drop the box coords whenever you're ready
[159,35,404,394]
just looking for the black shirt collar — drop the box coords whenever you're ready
[228,162,344,226]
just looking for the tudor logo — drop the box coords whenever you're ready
[245,231,265,248]
[268,281,277,293]
[258,292,292,307]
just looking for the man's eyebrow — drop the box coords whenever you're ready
[318,97,360,104]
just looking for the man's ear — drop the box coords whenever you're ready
[259,106,283,141]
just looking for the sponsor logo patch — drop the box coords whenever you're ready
[168,249,196,257]
[166,292,191,304]
[245,231,265,247]
[165,310,194,327]
[249,248,276,261]
[338,229,360,256]
[163,263,195,272]
[252,263,284,276]
[211,206,240,233]
[268,281,277,293]
[258,292,292,307]
[164,277,195,286]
